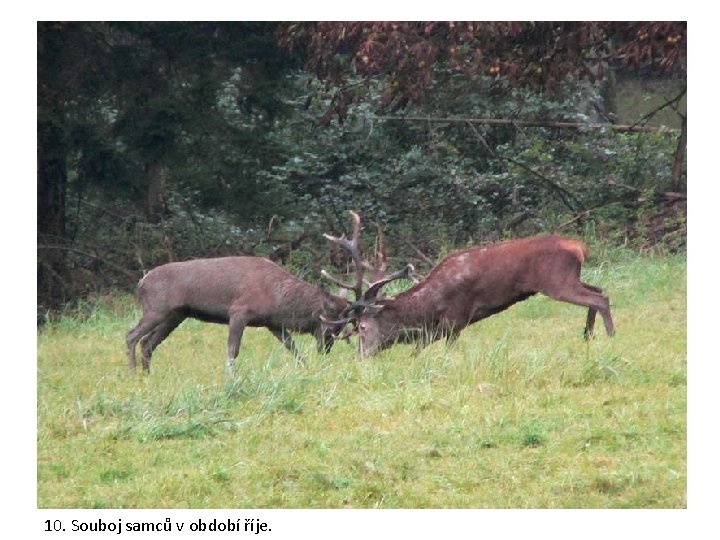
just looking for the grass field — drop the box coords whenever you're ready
[37,248,686,508]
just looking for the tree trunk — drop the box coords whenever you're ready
[671,116,687,191]
[146,163,167,223]
[37,120,69,311]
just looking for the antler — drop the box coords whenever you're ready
[321,210,366,301]
[363,263,416,301]
[321,211,419,338]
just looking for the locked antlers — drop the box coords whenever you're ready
[320,211,416,328]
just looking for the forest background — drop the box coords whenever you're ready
[37,21,687,317]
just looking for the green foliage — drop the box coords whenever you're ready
[38,22,686,314]
[259,72,684,255]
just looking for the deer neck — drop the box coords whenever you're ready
[379,286,442,339]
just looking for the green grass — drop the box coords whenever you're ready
[37,249,686,508]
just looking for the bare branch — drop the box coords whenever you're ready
[409,243,435,267]
[630,87,686,129]
[38,244,137,281]
[465,120,583,213]
[369,114,679,133]
[557,211,591,229]
[369,223,389,282]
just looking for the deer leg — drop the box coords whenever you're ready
[126,310,168,373]
[576,282,608,339]
[581,283,614,337]
[543,282,615,337]
[315,326,335,355]
[140,311,185,372]
[584,307,598,340]
[582,282,604,294]
[270,328,305,366]
[445,327,461,347]
[227,315,247,375]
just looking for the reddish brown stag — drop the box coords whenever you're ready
[322,212,615,358]
[126,256,348,374]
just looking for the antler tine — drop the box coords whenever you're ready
[363,263,416,301]
[322,210,367,301]
[320,269,356,292]
[319,314,355,327]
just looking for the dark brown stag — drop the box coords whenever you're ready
[126,256,348,373]
[322,212,615,358]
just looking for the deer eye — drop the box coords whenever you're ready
[358,323,366,332]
